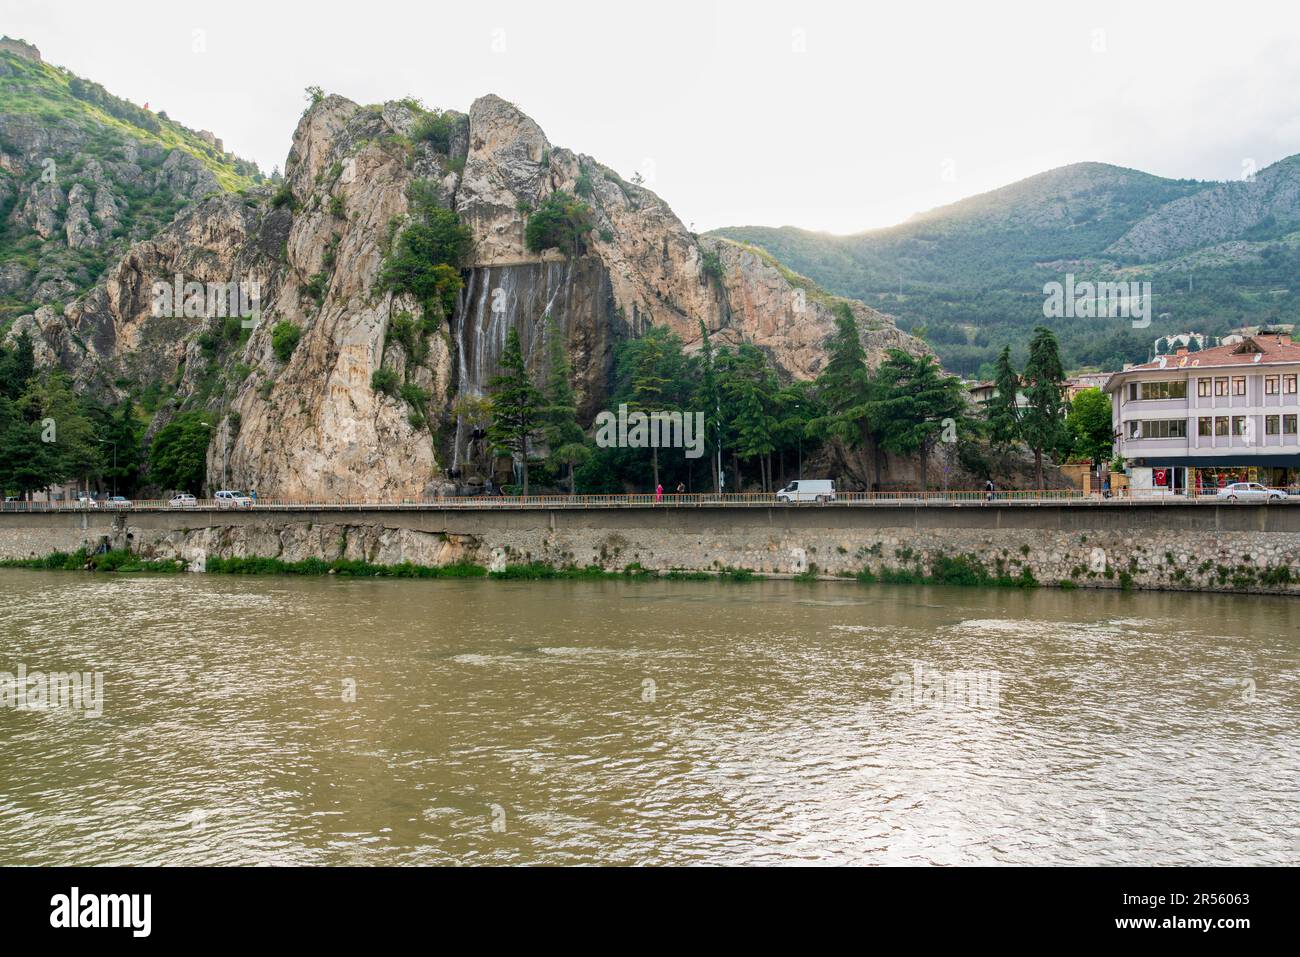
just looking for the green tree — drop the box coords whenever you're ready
[806,302,881,489]
[524,191,594,256]
[272,322,301,363]
[616,325,691,489]
[487,328,544,495]
[150,412,212,494]
[379,184,472,318]
[985,345,1022,450]
[720,345,777,491]
[541,317,589,492]
[0,331,36,400]
[695,321,723,492]
[870,349,968,493]
[1066,387,1114,466]
[1020,325,1069,489]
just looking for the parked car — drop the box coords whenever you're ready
[103,496,134,509]
[169,493,198,508]
[75,493,98,509]
[214,489,254,508]
[1215,482,1286,503]
[776,479,837,503]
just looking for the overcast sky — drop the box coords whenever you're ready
[9,0,1300,234]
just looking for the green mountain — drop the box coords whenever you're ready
[0,37,265,324]
[712,159,1300,376]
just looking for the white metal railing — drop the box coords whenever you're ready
[2,488,1294,512]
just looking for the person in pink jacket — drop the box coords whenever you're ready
[655,483,663,503]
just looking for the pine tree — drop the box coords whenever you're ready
[487,327,544,495]
[696,321,722,492]
[1021,325,1069,489]
[541,317,588,493]
[722,345,777,491]
[870,349,968,493]
[986,345,1021,450]
[807,302,880,488]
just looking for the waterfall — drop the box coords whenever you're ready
[448,257,612,479]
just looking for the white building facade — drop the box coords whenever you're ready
[1106,336,1300,491]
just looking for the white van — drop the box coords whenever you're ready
[776,479,836,503]
[215,490,254,508]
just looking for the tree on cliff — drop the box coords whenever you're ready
[380,181,471,319]
[1020,326,1069,489]
[488,328,544,495]
[524,191,595,257]
[869,349,968,493]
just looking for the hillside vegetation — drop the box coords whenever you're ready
[0,44,264,324]
[714,160,1300,376]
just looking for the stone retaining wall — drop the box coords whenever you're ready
[1,504,1297,594]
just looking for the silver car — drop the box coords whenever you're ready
[1215,482,1286,503]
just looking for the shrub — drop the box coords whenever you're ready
[371,367,399,397]
[270,183,296,210]
[700,248,724,282]
[524,191,595,255]
[411,110,458,153]
[271,322,302,363]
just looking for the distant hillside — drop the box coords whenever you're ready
[713,160,1300,376]
[0,39,265,323]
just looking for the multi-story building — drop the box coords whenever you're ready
[1106,335,1300,491]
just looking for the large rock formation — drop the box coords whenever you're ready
[9,92,928,498]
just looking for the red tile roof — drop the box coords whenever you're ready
[1114,336,1300,383]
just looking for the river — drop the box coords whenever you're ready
[0,570,1295,865]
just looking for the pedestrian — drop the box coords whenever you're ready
[676,482,685,500]
[984,478,995,502]
[250,488,257,505]
[655,483,664,504]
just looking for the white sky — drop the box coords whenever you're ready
[8,0,1300,234]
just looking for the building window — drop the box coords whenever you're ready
[1214,377,1228,397]
[1285,415,1298,436]
[1265,375,1280,395]
[1232,376,1246,396]
[1197,378,1210,397]
[1137,419,1187,439]
[1198,417,1212,437]
[1285,375,1298,394]
[1231,416,1247,436]
[1138,380,1187,400]
[1215,416,1229,437]
[1266,415,1280,435]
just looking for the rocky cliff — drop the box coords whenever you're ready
[8,89,927,498]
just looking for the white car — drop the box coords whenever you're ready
[776,479,837,503]
[103,495,133,509]
[75,493,98,509]
[1215,482,1286,503]
[214,490,254,508]
[169,493,198,508]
